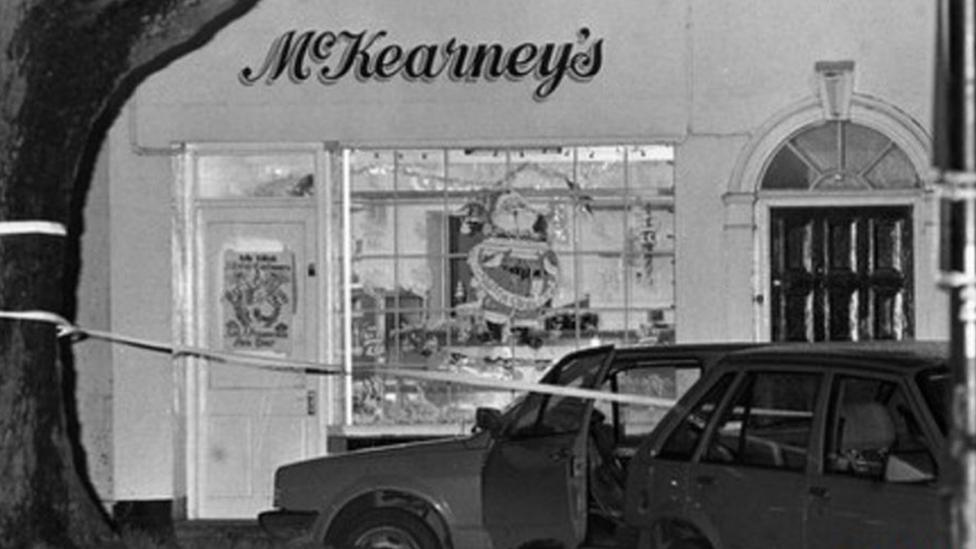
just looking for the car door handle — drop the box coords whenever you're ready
[808,485,830,499]
[694,475,715,486]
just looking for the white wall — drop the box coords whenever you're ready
[107,122,176,500]
[75,139,114,503]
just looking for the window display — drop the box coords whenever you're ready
[342,146,676,426]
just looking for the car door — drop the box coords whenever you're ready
[805,374,947,549]
[626,370,739,542]
[482,346,615,549]
[686,368,824,549]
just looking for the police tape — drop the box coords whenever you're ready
[0,310,677,408]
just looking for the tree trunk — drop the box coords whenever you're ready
[0,1,260,547]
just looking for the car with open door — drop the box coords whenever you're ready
[625,341,950,549]
[258,343,754,549]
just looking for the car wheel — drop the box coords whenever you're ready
[334,508,442,549]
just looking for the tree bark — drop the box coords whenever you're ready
[0,1,260,547]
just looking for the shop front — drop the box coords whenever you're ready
[77,0,944,521]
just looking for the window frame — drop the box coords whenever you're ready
[697,368,826,473]
[820,370,943,483]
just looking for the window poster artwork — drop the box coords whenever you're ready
[222,250,295,353]
[466,191,559,327]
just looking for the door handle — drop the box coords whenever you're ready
[808,485,830,499]
[694,475,715,486]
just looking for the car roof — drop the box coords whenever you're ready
[610,342,765,372]
[718,340,949,375]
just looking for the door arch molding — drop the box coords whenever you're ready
[728,94,932,196]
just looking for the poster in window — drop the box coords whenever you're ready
[222,250,295,353]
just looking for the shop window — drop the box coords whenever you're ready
[345,146,676,426]
[196,153,316,198]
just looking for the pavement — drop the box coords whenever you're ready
[117,520,290,549]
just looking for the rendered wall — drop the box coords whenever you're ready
[75,140,114,502]
[107,122,175,500]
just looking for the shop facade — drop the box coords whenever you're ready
[73,0,945,519]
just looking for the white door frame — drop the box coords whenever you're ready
[173,142,337,519]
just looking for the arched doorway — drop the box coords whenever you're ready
[728,95,934,342]
[763,120,919,341]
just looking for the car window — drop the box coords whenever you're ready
[656,373,736,461]
[916,368,949,435]
[702,371,821,472]
[825,375,938,483]
[594,362,702,447]
[506,349,610,438]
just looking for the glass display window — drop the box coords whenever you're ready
[340,145,676,427]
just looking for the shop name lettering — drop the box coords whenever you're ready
[239,28,603,101]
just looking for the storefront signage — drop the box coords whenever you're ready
[222,250,295,353]
[239,28,603,101]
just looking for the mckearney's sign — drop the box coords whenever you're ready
[239,28,603,101]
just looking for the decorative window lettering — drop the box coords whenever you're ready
[239,28,603,101]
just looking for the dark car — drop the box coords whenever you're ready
[259,343,756,549]
[625,340,950,549]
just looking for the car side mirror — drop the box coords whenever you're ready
[885,450,936,483]
[475,407,504,436]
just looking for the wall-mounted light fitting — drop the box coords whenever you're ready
[815,60,855,120]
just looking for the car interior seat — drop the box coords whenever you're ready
[835,401,896,477]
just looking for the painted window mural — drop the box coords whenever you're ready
[343,146,676,426]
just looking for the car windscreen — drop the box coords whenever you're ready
[917,367,949,434]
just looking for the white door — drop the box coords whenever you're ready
[197,204,320,518]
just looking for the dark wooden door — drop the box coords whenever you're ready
[770,207,913,342]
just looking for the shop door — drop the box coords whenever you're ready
[770,206,913,342]
[197,205,319,518]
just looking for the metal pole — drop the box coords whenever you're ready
[936,1,976,547]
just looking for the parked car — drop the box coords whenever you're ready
[625,340,950,549]
[259,343,754,549]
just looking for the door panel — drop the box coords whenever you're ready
[198,206,318,518]
[690,464,808,548]
[805,476,945,549]
[771,206,913,342]
[806,374,946,549]
[688,370,822,548]
[482,347,615,549]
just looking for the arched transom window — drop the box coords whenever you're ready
[761,120,921,191]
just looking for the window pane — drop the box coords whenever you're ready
[577,146,626,189]
[616,364,700,441]
[762,146,815,190]
[657,373,736,461]
[793,122,839,171]
[349,149,395,191]
[352,201,395,256]
[197,153,315,198]
[704,371,821,471]
[394,149,445,192]
[843,123,890,173]
[507,149,575,191]
[826,376,938,482]
[507,349,609,437]
[866,147,920,189]
[627,146,675,196]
